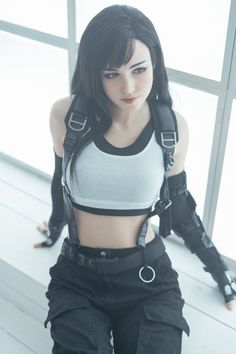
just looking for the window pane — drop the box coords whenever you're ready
[76,0,120,38]
[170,83,217,216]
[76,0,230,80]
[0,32,69,175]
[213,100,236,260]
[0,0,67,37]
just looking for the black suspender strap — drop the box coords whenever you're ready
[62,95,93,244]
[63,95,92,154]
[62,97,178,242]
[153,100,178,169]
[151,100,179,237]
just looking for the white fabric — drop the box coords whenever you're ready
[66,132,164,213]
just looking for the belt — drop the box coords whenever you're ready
[60,236,166,275]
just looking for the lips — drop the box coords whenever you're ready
[121,97,138,104]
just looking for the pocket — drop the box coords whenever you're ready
[143,303,190,336]
[44,292,90,328]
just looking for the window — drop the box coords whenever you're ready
[0,0,68,37]
[213,100,236,259]
[0,31,69,174]
[76,0,230,80]
[0,1,235,263]
[170,83,218,216]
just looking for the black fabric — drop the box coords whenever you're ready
[93,118,153,156]
[168,171,226,272]
[60,235,165,274]
[168,170,236,303]
[45,240,189,353]
[50,151,64,225]
[41,220,65,248]
[39,151,65,248]
[71,200,152,216]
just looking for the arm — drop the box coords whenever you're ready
[168,112,236,309]
[49,96,72,157]
[34,97,73,248]
[168,111,189,177]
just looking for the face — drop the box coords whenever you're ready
[101,40,154,114]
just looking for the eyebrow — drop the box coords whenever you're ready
[129,60,147,69]
[104,60,147,71]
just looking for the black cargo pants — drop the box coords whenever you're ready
[45,235,189,353]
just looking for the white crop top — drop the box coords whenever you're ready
[65,119,165,216]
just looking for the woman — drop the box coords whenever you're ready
[44,5,192,353]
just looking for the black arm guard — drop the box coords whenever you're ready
[168,170,236,303]
[50,151,65,224]
[41,218,65,247]
[41,151,66,247]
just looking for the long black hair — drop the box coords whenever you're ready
[71,4,172,132]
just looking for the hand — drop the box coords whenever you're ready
[36,220,48,234]
[34,221,49,248]
[34,220,65,248]
[224,275,236,311]
[213,271,236,311]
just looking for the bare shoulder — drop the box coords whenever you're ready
[50,96,74,126]
[175,111,188,138]
[49,96,74,156]
[168,111,189,176]
[174,111,189,150]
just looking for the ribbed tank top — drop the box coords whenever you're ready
[66,119,164,216]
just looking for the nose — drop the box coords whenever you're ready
[121,75,135,96]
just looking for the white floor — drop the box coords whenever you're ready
[0,155,236,354]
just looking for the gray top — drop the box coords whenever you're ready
[66,120,164,216]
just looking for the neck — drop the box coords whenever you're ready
[111,102,150,128]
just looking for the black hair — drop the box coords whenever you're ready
[71,4,172,132]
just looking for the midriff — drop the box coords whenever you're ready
[73,209,155,248]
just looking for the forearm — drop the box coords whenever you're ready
[168,171,226,270]
[41,151,65,247]
[49,150,65,225]
[168,170,236,304]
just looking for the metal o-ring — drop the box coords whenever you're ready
[139,266,156,283]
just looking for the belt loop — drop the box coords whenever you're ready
[141,248,148,267]
[137,219,149,268]
[137,219,148,248]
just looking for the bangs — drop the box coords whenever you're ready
[102,36,135,70]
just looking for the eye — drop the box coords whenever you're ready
[103,72,118,79]
[133,67,147,74]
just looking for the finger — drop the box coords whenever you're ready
[37,222,48,234]
[43,221,48,228]
[37,226,46,232]
[33,242,43,248]
[225,300,234,311]
[37,228,48,236]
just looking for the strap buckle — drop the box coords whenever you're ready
[161,131,177,148]
[68,112,88,132]
[154,199,172,215]
[62,180,70,196]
